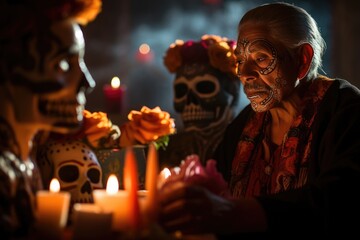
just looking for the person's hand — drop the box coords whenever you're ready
[158,181,235,235]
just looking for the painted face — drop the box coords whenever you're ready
[7,20,95,133]
[235,26,297,112]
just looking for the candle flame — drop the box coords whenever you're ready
[111,76,120,88]
[161,168,171,179]
[49,178,60,193]
[106,174,119,195]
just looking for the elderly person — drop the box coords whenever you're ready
[0,0,101,237]
[159,2,360,236]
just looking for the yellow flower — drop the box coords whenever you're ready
[81,110,120,148]
[208,41,237,76]
[120,106,176,146]
[74,0,102,25]
[163,40,184,73]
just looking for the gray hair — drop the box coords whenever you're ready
[239,2,326,80]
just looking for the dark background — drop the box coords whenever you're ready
[82,0,360,129]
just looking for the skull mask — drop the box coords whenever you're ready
[174,63,240,132]
[1,20,95,135]
[38,140,103,205]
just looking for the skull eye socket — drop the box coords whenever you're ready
[58,165,79,182]
[87,168,100,183]
[196,81,216,94]
[174,83,188,99]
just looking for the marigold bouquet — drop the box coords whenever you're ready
[39,106,176,150]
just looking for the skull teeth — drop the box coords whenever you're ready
[182,105,215,122]
[39,98,84,126]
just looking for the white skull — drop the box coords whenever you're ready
[174,64,240,132]
[1,20,95,135]
[38,140,103,205]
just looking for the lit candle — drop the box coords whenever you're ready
[124,147,140,230]
[36,178,71,239]
[93,174,129,232]
[103,76,126,113]
[158,167,171,189]
[144,143,159,224]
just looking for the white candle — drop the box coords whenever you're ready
[36,178,70,238]
[93,174,129,232]
[72,203,112,240]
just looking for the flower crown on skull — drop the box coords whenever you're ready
[163,34,238,77]
[0,0,102,41]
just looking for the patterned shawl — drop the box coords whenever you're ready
[230,77,333,197]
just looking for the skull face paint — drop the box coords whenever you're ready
[236,38,288,112]
[173,64,237,131]
[37,140,103,205]
[6,20,95,134]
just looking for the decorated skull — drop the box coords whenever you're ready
[1,20,95,135]
[38,140,103,205]
[174,63,240,132]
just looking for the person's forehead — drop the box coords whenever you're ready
[236,24,285,53]
[237,24,275,46]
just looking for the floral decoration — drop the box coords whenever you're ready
[160,154,230,197]
[79,110,120,148]
[1,0,102,38]
[120,106,176,150]
[49,109,121,149]
[73,0,102,25]
[163,34,237,77]
[37,106,175,151]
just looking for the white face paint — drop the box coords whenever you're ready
[235,25,299,112]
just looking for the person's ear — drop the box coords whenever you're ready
[297,43,314,80]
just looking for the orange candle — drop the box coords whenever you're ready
[93,174,129,232]
[36,178,70,239]
[145,143,159,223]
[124,147,140,230]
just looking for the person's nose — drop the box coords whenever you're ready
[238,60,257,83]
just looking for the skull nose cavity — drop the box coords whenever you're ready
[81,180,92,194]
[187,90,199,104]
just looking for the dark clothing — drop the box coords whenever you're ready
[0,152,41,238]
[214,79,360,233]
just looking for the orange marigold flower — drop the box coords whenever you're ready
[82,110,120,148]
[208,41,237,76]
[163,40,184,73]
[120,106,176,146]
[163,34,237,77]
[75,0,102,25]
